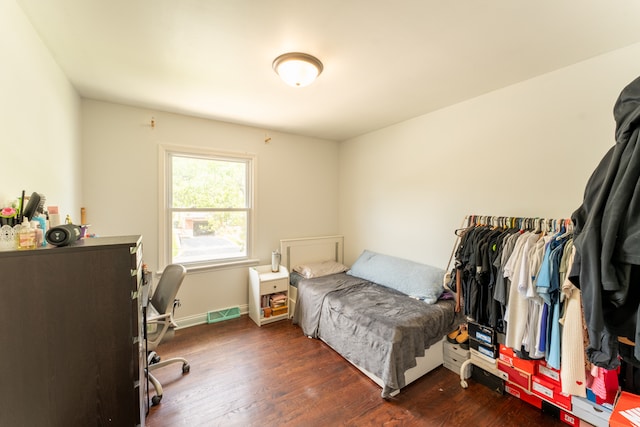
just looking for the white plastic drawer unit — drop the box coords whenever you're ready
[443,341,470,373]
[446,342,471,359]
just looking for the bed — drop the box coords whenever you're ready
[280,236,463,398]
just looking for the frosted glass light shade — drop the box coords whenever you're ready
[272,52,323,87]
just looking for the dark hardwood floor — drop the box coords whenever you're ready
[145,315,565,427]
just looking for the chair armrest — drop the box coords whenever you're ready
[147,312,171,323]
[147,312,178,331]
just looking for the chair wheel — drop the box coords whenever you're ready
[151,395,162,406]
[151,355,161,364]
[182,363,190,373]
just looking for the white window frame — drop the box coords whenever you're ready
[159,144,257,271]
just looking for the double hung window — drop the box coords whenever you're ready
[160,146,255,268]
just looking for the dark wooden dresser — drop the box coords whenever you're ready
[0,235,146,426]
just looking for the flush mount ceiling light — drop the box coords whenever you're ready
[272,52,323,87]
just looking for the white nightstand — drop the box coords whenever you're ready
[248,265,289,326]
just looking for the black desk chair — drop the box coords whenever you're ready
[146,264,190,405]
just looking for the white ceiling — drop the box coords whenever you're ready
[17,0,640,141]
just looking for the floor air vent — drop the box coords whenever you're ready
[207,307,241,324]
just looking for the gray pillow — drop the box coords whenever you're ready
[347,250,445,304]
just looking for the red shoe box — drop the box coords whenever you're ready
[537,360,562,387]
[499,360,532,391]
[498,344,538,375]
[560,410,579,426]
[531,375,572,411]
[505,381,542,409]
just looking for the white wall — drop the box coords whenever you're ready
[9,0,640,328]
[0,0,81,215]
[338,42,640,269]
[81,100,339,325]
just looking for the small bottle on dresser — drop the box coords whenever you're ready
[17,218,36,250]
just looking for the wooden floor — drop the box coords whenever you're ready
[145,315,565,427]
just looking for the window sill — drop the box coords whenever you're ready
[157,258,260,276]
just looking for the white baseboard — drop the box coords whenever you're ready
[174,304,249,329]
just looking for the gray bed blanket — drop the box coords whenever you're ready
[292,272,461,397]
[292,273,369,337]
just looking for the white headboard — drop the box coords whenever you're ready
[280,235,344,272]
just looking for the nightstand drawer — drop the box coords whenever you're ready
[260,278,288,294]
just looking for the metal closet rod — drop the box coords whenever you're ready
[465,215,573,233]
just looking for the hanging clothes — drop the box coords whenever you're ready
[453,216,579,369]
[454,216,578,362]
[504,231,540,351]
[454,220,521,332]
[570,75,640,369]
[560,244,587,397]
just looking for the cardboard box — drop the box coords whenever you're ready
[538,360,562,386]
[499,360,532,391]
[560,410,579,426]
[498,344,538,375]
[505,381,542,409]
[531,375,572,411]
[542,399,561,418]
[471,365,505,395]
[610,391,640,427]
[470,338,498,359]
[572,396,611,427]
[271,306,288,316]
[468,321,496,346]
[468,350,502,376]
[540,402,582,427]
[470,348,497,366]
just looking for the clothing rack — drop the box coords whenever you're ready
[450,214,573,312]
[454,214,575,389]
[464,214,573,234]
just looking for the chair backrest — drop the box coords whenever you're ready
[150,264,187,315]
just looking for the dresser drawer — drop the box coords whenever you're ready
[260,278,288,294]
[130,240,143,269]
